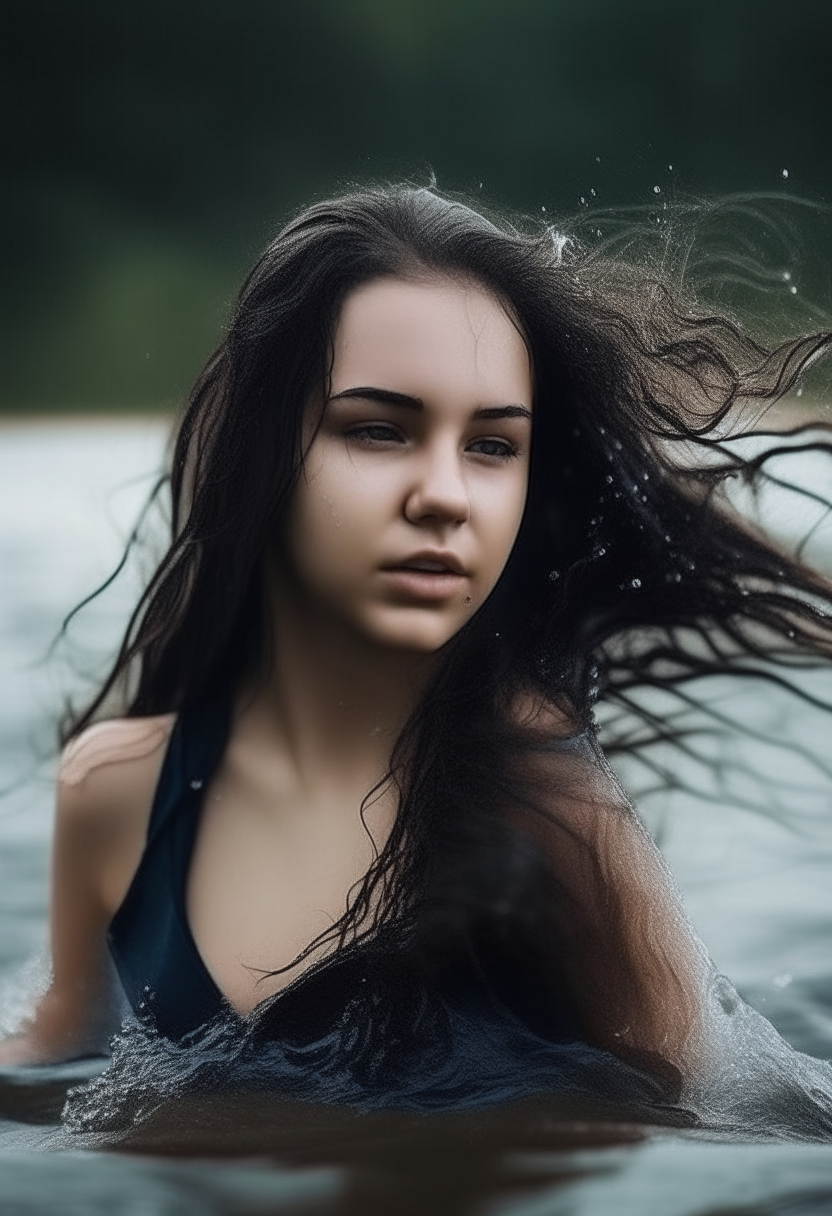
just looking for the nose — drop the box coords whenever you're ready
[403,439,470,528]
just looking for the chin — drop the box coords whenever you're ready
[362,608,465,654]
[373,629,457,655]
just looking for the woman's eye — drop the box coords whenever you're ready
[468,437,519,460]
[346,424,404,445]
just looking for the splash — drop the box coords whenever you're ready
[60,968,832,1146]
[0,951,50,1039]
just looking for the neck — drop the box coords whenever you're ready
[240,564,439,796]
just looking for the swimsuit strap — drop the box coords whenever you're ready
[145,697,232,847]
[108,696,234,1039]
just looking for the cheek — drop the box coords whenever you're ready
[475,475,529,581]
[285,457,380,591]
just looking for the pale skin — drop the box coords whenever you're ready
[0,275,535,1063]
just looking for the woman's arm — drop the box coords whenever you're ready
[502,695,710,1089]
[0,716,174,1065]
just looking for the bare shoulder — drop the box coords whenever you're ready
[57,714,176,829]
[53,714,177,917]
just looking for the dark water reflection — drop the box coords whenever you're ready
[0,1059,686,1216]
[118,1093,649,1215]
[4,1066,832,1216]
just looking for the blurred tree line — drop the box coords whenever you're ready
[2,0,830,411]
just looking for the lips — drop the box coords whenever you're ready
[379,550,469,602]
[383,551,467,576]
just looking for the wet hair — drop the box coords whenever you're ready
[65,184,832,981]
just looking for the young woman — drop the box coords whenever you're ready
[2,186,832,1127]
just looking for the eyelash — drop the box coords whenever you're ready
[345,425,520,461]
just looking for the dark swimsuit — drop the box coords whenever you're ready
[106,701,671,1112]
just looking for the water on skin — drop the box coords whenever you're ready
[1,420,832,1215]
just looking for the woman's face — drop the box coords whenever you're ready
[280,275,533,654]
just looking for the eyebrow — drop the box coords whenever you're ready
[328,386,532,421]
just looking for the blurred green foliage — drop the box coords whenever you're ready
[2,0,831,411]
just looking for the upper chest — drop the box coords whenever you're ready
[184,750,397,1015]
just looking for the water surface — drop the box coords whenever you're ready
[1,419,831,1215]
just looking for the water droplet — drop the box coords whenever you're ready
[631,578,642,589]
[719,990,737,1014]
[789,285,797,294]
[797,386,804,397]
[653,185,661,194]
[541,205,546,212]
[773,973,793,989]
[783,270,792,281]
[590,187,596,197]
[190,778,203,790]
[595,155,601,163]
[495,632,501,639]
[667,163,673,171]
[643,472,649,480]
[605,474,614,484]
[549,570,561,581]
[595,546,607,557]
[781,168,789,179]
[579,196,587,206]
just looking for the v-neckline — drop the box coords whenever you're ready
[170,700,368,1024]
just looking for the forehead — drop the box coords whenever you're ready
[330,277,533,405]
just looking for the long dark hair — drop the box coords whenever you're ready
[65,184,832,970]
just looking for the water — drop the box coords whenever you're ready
[1,419,831,1214]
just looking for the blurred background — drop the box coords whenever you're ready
[2,0,831,414]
